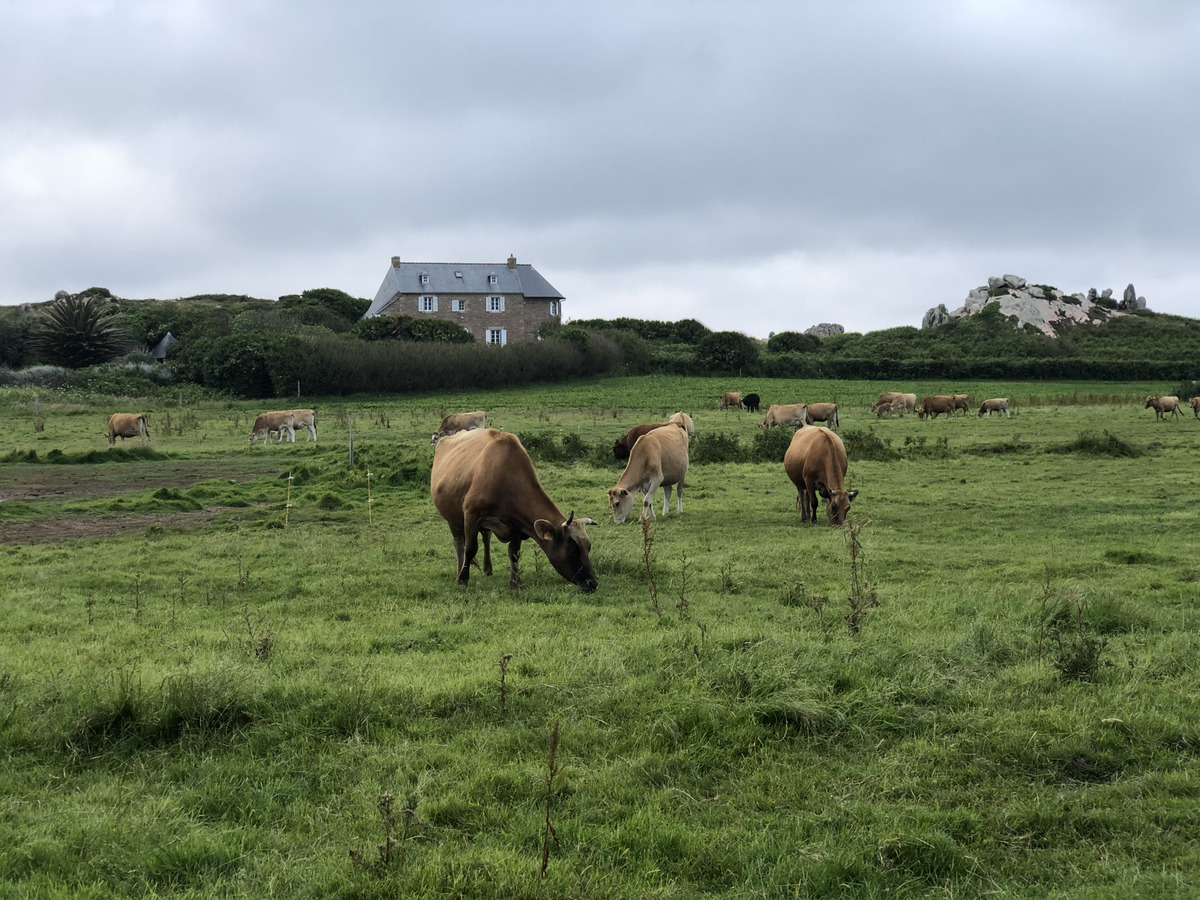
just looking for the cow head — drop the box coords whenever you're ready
[818,487,859,526]
[607,487,638,524]
[532,512,599,591]
[612,439,631,461]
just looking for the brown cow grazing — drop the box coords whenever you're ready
[249,411,295,444]
[874,401,894,419]
[719,391,742,410]
[871,392,903,415]
[977,398,1010,418]
[1190,397,1200,419]
[804,402,839,430]
[951,394,971,416]
[608,416,691,523]
[917,396,957,420]
[1145,396,1182,421]
[431,410,487,445]
[107,413,150,446]
[783,426,858,525]
[759,403,808,429]
[431,429,598,591]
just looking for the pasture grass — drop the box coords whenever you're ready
[1,376,1198,897]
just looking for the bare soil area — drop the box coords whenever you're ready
[0,460,279,545]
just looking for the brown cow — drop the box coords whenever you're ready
[871,392,903,415]
[1190,397,1200,419]
[107,413,150,446]
[279,408,317,441]
[431,429,598,591]
[612,412,693,461]
[249,411,295,444]
[917,396,957,420]
[977,398,1010,418]
[874,401,894,419]
[759,403,808,429]
[804,402,839,430]
[951,394,971,416]
[783,426,858,526]
[431,410,487,445]
[719,391,742,410]
[608,417,690,524]
[1145,396,1182,421]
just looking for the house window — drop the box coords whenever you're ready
[487,328,507,346]
[420,273,429,285]
[452,299,467,312]
[418,295,438,312]
[486,295,505,312]
[488,274,498,285]
[549,301,559,316]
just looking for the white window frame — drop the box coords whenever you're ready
[488,274,498,285]
[549,300,559,316]
[486,295,505,313]
[418,295,438,312]
[487,328,507,347]
[420,273,429,285]
[452,298,467,312]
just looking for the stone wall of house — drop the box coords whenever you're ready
[380,294,560,342]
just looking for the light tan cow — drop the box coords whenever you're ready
[759,403,808,429]
[719,391,742,410]
[977,398,1010,418]
[431,429,598,590]
[107,413,150,446]
[1190,397,1200,419]
[917,396,957,420]
[277,408,317,441]
[894,393,917,414]
[249,411,295,444]
[612,412,693,461]
[804,402,839,430]
[667,411,695,436]
[1145,396,1182,421]
[431,410,487,445]
[607,417,691,524]
[784,426,858,526]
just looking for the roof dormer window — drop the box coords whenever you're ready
[420,273,429,285]
[488,274,498,285]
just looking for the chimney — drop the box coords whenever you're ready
[391,256,401,268]
[507,254,517,269]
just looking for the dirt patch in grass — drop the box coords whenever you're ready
[0,460,281,502]
[0,509,232,545]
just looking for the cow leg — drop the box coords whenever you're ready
[481,529,494,576]
[675,478,684,514]
[458,528,480,585]
[800,486,815,523]
[507,538,523,590]
[661,484,673,517]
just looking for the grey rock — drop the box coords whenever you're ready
[1101,288,1113,300]
[804,323,844,338]
[922,304,952,329]
[1137,296,1147,310]
[1087,288,1097,302]
[988,276,1004,290]
[1003,274,1027,289]
[1027,285,1045,299]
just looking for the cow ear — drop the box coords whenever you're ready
[848,490,859,500]
[533,519,557,541]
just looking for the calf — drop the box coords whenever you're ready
[431,429,598,591]
[107,413,150,446]
[1145,396,1182,421]
[608,418,690,524]
[977,398,1010,418]
[783,426,858,526]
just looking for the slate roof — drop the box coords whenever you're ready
[364,260,564,318]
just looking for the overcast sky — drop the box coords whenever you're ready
[2,0,1196,336]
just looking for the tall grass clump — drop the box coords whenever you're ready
[1048,430,1143,457]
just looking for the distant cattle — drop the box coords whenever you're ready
[249,411,295,444]
[804,402,839,431]
[742,393,761,413]
[107,413,150,446]
[759,403,808,429]
[977,398,1010,418]
[783,426,858,526]
[917,396,957,420]
[432,411,487,445]
[431,429,598,591]
[279,408,317,441]
[874,401,895,418]
[613,412,693,461]
[719,391,742,410]
[1145,396,1182,421]
[608,416,691,524]
[1190,397,1200,419]
[950,394,971,416]
[871,392,903,416]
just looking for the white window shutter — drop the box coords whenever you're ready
[432,297,438,312]
[501,329,507,346]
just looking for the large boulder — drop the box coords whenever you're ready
[922,304,952,329]
[804,323,844,338]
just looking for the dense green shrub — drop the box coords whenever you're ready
[767,331,821,353]
[696,331,760,373]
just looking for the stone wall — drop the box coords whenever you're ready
[379,293,560,343]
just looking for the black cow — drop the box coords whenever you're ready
[742,393,761,413]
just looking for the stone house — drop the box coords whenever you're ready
[363,255,564,345]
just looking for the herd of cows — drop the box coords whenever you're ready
[98,388,1199,593]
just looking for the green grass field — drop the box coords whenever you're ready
[2,376,1198,898]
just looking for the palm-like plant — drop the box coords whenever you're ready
[31,294,124,368]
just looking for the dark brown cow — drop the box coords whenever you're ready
[1145,396,1182,421]
[918,396,957,420]
[107,413,150,446]
[783,426,858,525]
[613,422,670,461]
[431,429,598,591]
